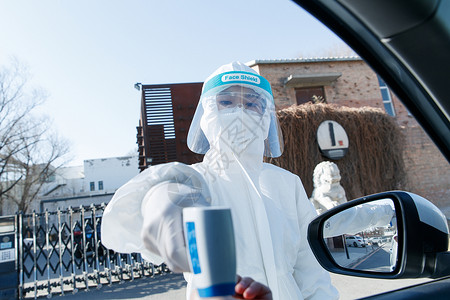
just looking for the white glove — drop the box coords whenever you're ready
[141,181,210,273]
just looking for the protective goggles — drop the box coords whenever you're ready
[215,91,266,115]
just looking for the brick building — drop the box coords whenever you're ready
[248,58,449,218]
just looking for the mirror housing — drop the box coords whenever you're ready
[308,191,450,279]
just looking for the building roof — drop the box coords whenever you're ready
[246,56,362,67]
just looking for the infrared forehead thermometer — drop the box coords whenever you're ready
[183,207,237,298]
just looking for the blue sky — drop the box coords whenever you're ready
[0,0,349,166]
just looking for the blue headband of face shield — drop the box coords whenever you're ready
[187,71,283,158]
[202,71,273,98]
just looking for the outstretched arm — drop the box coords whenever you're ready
[323,202,394,238]
[101,162,211,270]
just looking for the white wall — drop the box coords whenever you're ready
[39,166,85,196]
[33,155,139,213]
[83,155,139,194]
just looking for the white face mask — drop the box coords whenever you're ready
[200,100,271,159]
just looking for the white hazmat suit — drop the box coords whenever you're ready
[101,62,339,300]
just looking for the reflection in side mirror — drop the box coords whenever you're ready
[308,191,450,279]
[322,199,397,273]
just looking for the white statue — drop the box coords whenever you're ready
[310,161,347,214]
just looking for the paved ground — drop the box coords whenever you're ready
[331,246,373,268]
[57,273,187,300]
[330,274,431,300]
[52,271,431,300]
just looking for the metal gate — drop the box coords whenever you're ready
[17,204,170,299]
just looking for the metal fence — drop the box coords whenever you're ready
[16,204,170,299]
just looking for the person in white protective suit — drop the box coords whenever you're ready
[101,62,339,300]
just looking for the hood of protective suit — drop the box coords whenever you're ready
[187,62,283,163]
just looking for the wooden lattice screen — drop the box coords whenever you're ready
[137,83,203,171]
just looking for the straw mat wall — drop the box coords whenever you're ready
[265,103,408,201]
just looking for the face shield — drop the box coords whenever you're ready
[187,62,283,158]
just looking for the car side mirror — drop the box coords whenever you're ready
[308,191,450,279]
